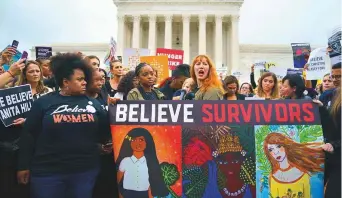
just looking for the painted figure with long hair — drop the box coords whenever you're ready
[264,133,324,198]
[116,128,169,198]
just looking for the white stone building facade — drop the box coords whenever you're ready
[30,0,322,82]
[114,0,243,73]
[30,43,312,83]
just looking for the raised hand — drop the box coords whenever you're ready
[9,58,26,76]
[0,47,16,65]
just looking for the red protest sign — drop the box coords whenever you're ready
[156,48,184,70]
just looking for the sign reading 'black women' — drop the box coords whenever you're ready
[0,85,33,127]
[109,100,325,198]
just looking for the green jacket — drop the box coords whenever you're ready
[127,88,165,100]
[195,87,223,100]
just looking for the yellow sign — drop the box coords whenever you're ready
[265,62,277,70]
[140,56,169,85]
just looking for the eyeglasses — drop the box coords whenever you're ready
[331,75,341,79]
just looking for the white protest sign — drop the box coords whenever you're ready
[232,71,243,82]
[254,60,266,71]
[216,67,228,81]
[269,67,287,80]
[306,48,328,80]
[330,54,341,66]
[253,60,266,84]
[245,97,265,100]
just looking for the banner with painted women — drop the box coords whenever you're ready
[109,100,324,198]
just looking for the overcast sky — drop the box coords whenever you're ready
[0,0,340,53]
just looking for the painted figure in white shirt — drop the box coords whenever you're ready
[116,128,169,198]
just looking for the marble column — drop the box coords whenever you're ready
[198,14,207,54]
[148,15,157,52]
[164,15,173,49]
[230,15,240,74]
[117,15,125,56]
[215,15,223,68]
[182,14,191,64]
[132,15,141,49]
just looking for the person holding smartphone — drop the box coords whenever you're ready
[0,59,29,198]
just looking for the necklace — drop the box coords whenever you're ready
[279,165,293,172]
[223,184,246,196]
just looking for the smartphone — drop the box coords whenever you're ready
[11,40,19,49]
[21,51,28,60]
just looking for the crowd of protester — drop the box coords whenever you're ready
[0,44,340,198]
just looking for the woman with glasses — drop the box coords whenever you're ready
[239,82,254,97]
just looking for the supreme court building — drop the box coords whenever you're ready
[31,0,321,82]
[114,0,243,73]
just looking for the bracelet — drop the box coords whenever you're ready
[7,70,14,78]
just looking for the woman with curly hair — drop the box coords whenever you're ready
[17,53,111,198]
[113,71,139,100]
[190,55,224,100]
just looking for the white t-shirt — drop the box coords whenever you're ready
[245,95,265,100]
[113,92,124,100]
[119,155,150,191]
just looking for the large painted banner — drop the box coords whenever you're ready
[109,100,324,198]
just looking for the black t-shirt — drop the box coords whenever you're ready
[18,92,110,176]
[43,77,58,90]
[223,93,246,100]
[95,92,108,111]
[0,123,22,166]
[105,81,117,97]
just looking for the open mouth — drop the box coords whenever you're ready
[276,156,281,160]
[198,70,205,76]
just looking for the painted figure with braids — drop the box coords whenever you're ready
[216,133,256,198]
[116,128,169,198]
